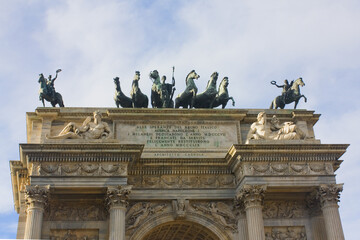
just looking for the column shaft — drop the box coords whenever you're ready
[322,204,345,240]
[236,217,248,240]
[24,207,44,239]
[245,206,265,240]
[109,206,126,240]
[310,216,326,240]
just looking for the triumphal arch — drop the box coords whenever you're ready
[10,107,348,240]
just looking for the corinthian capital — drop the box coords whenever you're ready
[106,185,132,208]
[24,185,50,210]
[318,184,343,207]
[235,184,267,210]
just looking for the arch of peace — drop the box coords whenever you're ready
[10,107,348,240]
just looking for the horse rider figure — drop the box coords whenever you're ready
[271,79,293,105]
[47,69,62,100]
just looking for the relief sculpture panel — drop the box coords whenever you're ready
[263,200,308,219]
[264,226,307,240]
[49,229,99,240]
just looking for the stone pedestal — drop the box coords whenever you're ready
[319,184,345,240]
[106,185,132,240]
[23,185,49,239]
[236,185,267,240]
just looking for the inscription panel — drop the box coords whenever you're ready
[115,120,240,158]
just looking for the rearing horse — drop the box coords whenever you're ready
[114,77,132,108]
[210,77,235,109]
[175,70,200,108]
[38,74,64,107]
[193,72,218,108]
[270,77,307,109]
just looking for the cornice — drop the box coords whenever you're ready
[19,143,144,164]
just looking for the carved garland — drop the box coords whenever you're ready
[31,162,127,176]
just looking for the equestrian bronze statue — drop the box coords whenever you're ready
[130,71,148,108]
[114,77,132,108]
[38,69,64,107]
[175,70,200,108]
[270,77,307,109]
[210,77,235,109]
[193,72,219,108]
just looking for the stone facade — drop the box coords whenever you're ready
[10,108,348,239]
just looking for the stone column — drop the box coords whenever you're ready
[318,184,345,240]
[306,191,327,240]
[235,185,267,240]
[106,185,132,240]
[23,185,49,240]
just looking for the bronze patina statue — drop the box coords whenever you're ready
[114,77,132,108]
[193,72,219,108]
[130,71,148,108]
[270,77,307,109]
[46,111,111,139]
[175,70,200,108]
[149,70,162,108]
[160,74,176,108]
[210,77,235,109]
[149,67,176,108]
[38,69,64,107]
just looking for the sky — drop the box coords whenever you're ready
[0,0,359,238]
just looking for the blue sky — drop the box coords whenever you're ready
[1,0,360,239]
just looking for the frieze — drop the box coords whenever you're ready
[30,162,127,177]
[128,174,235,189]
[240,162,333,176]
[44,201,107,221]
[264,226,307,240]
[263,200,308,219]
[49,229,99,240]
[190,201,237,232]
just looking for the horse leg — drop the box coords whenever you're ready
[294,99,299,109]
[270,100,274,109]
[230,97,235,106]
[190,91,196,109]
[41,98,45,107]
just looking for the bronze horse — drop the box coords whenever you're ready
[211,77,235,109]
[270,77,307,109]
[175,70,200,108]
[130,71,148,108]
[149,70,162,108]
[193,72,218,108]
[38,73,64,107]
[114,77,132,108]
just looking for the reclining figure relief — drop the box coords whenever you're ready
[46,110,111,140]
[246,112,306,144]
